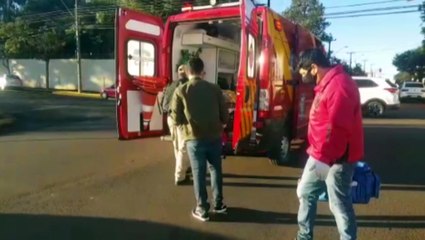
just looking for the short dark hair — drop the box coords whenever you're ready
[297,48,331,70]
[188,57,204,75]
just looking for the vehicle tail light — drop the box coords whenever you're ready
[259,89,269,111]
[258,89,270,119]
[258,111,269,119]
[385,88,398,94]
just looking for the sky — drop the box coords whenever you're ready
[267,0,423,79]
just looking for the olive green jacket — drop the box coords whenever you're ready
[170,77,229,141]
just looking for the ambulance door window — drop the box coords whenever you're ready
[127,40,155,77]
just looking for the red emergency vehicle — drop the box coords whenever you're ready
[116,0,324,165]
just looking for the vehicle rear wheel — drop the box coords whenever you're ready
[268,126,292,166]
[366,100,385,117]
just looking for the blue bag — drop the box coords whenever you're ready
[318,161,380,204]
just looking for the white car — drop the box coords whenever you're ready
[352,77,400,117]
[399,81,425,101]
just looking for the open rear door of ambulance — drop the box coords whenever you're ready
[232,0,259,153]
[116,8,166,140]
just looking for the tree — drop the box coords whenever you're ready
[33,28,68,88]
[283,0,330,40]
[351,63,367,76]
[393,48,425,81]
[0,20,34,73]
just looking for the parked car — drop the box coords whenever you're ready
[0,74,23,90]
[399,81,425,101]
[352,76,400,117]
[100,84,116,99]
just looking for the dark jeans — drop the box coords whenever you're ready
[186,138,223,213]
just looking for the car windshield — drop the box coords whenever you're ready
[405,83,424,88]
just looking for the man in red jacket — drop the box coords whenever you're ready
[295,49,364,240]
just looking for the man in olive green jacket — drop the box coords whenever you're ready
[170,57,229,222]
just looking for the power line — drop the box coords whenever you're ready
[60,0,74,17]
[327,0,409,9]
[327,10,419,19]
[326,5,419,16]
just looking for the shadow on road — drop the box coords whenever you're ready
[364,126,425,189]
[213,208,425,229]
[0,213,233,240]
[223,182,297,189]
[223,174,299,181]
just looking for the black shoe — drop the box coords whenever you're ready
[192,209,209,222]
[175,175,191,186]
[175,177,190,186]
[212,204,227,214]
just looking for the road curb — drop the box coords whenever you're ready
[52,91,101,99]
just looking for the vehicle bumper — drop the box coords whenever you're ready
[387,103,400,110]
[400,93,425,99]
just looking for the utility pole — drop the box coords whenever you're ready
[75,0,82,93]
[267,0,270,7]
[348,51,355,69]
[363,59,367,73]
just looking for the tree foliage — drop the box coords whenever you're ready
[282,0,331,40]
[393,48,425,81]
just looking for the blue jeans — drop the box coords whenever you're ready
[186,138,223,213]
[297,156,357,240]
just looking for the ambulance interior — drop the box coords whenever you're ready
[172,19,242,137]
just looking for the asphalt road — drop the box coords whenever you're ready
[0,90,425,240]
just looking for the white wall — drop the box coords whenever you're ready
[49,59,78,90]
[9,59,47,88]
[81,59,115,92]
[1,58,115,92]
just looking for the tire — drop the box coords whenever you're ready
[268,126,292,166]
[101,92,108,100]
[366,100,385,117]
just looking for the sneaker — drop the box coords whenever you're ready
[212,204,227,214]
[175,176,190,186]
[192,209,210,222]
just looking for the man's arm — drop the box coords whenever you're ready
[323,85,356,161]
[170,87,186,126]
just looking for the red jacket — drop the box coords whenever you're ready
[307,65,364,165]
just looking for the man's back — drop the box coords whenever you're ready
[172,77,228,141]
